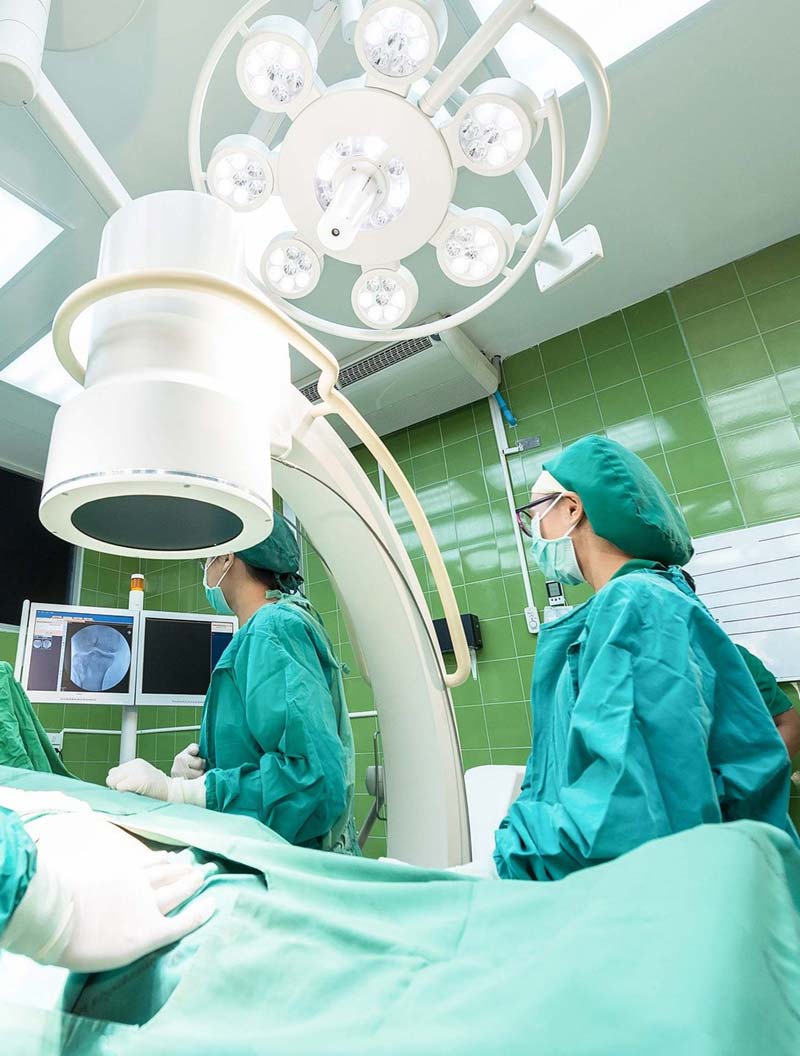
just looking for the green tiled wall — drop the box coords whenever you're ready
[304,233,800,844]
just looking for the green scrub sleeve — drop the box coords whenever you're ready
[736,645,794,718]
[204,625,348,847]
[0,806,37,936]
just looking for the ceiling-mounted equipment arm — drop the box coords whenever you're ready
[419,0,534,117]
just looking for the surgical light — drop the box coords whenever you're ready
[236,15,318,112]
[355,0,447,84]
[261,234,322,299]
[352,266,417,327]
[436,208,514,287]
[207,134,275,212]
[453,79,541,176]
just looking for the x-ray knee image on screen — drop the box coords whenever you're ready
[68,625,131,692]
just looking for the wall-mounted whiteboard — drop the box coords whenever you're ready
[685,516,800,682]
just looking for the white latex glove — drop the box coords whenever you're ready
[171,743,207,780]
[0,788,91,820]
[106,759,170,799]
[106,759,207,808]
[1,814,214,972]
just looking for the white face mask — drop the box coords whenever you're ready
[529,495,585,586]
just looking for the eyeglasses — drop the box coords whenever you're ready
[515,494,558,538]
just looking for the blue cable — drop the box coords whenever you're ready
[493,390,518,428]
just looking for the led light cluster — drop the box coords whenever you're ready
[355,0,447,84]
[352,266,418,327]
[436,208,515,287]
[236,16,318,112]
[261,235,322,299]
[207,135,275,212]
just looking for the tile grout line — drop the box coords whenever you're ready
[665,287,748,528]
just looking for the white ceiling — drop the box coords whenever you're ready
[1,0,799,476]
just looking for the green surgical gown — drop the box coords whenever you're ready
[495,563,798,881]
[0,806,36,935]
[199,597,353,850]
[736,644,795,718]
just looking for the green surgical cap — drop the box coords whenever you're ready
[237,512,304,594]
[544,436,694,565]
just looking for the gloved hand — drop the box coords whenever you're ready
[106,759,207,808]
[1,813,215,972]
[171,743,207,780]
[106,758,170,799]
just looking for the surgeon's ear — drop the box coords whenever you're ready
[563,492,583,523]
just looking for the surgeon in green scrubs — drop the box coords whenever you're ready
[107,513,358,854]
[496,435,798,882]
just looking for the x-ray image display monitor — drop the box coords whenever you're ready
[21,605,137,704]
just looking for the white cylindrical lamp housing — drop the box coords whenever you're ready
[40,191,284,559]
[0,0,50,104]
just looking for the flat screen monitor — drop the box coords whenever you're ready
[17,602,139,705]
[135,611,237,707]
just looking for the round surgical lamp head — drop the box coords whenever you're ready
[435,208,515,287]
[452,78,542,177]
[236,15,318,112]
[261,234,323,300]
[355,0,447,87]
[207,134,275,212]
[352,266,418,328]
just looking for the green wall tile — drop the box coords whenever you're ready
[654,400,714,450]
[490,748,530,766]
[671,265,742,318]
[411,449,447,486]
[693,336,773,395]
[665,440,728,492]
[596,378,650,426]
[580,311,628,355]
[705,376,789,434]
[502,345,544,388]
[514,409,560,449]
[633,325,687,374]
[456,706,489,750]
[735,463,800,523]
[623,293,675,339]
[554,395,603,442]
[643,453,674,491]
[443,436,482,477]
[605,417,661,460]
[479,616,517,660]
[643,361,701,411]
[466,578,510,619]
[539,329,584,372]
[749,275,800,332]
[587,343,638,390]
[737,235,800,293]
[507,378,552,418]
[763,321,800,372]
[477,659,525,703]
[485,701,531,749]
[678,482,743,537]
[548,360,593,406]
[719,419,800,477]
[384,428,411,461]
[681,299,757,355]
[778,368,800,415]
[407,418,443,455]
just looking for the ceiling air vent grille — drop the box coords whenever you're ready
[300,335,435,403]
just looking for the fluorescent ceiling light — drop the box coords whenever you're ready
[0,185,62,290]
[469,0,714,96]
[0,332,82,405]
